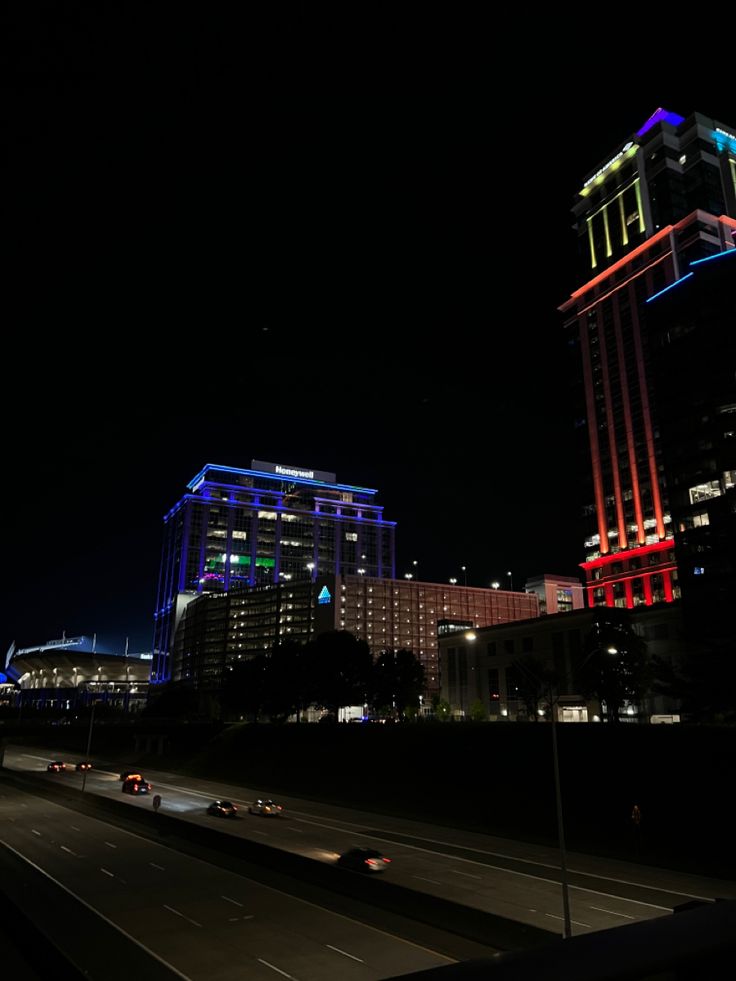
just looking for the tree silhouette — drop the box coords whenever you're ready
[309,630,373,718]
[370,648,424,715]
[578,609,650,723]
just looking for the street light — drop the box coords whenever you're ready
[513,657,572,939]
[506,570,513,590]
[81,701,96,792]
[306,562,315,581]
[461,565,467,586]
[491,581,500,590]
[404,573,413,580]
[449,577,458,585]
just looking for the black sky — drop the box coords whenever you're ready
[2,9,731,654]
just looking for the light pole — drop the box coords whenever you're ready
[461,565,467,586]
[81,701,96,792]
[514,657,572,938]
[449,577,457,585]
[549,694,572,939]
[506,570,513,591]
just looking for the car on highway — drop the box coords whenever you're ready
[75,761,93,772]
[206,800,238,818]
[119,770,138,781]
[121,774,152,795]
[248,799,284,816]
[336,847,392,873]
[47,760,66,772]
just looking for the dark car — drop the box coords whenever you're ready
[121,774,152,795]
[75,761,93,772]
[47,760,66,772]
[248,799,283,816]
[207,800,238,818]
[336,847,392,873]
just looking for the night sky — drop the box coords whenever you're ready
[3,9,731,654]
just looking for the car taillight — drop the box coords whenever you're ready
[366,859,377,866]
[383,858,392,863]
[133,784,138,791]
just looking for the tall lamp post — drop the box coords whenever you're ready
[81,701,96,792]
[461,565,467,586]
[506,570,513,591]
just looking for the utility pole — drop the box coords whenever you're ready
[550,690,572,938]
[81,702,96,792]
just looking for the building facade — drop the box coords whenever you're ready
[560,109,736,609]
[438,605,684,722]
[524,574,584,615]
[153,461,396,683]
[646,249,736,643]
[171,575,540,698]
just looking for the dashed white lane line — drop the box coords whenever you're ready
[326,943,364,963]
[257,959,298,979]
[413,875,442,885]
[60,845,77,856]
[100,868,114,877]
[163,905,201,928]
[590,906,635,919]
[150,863,166,871]
[70,826,81,832]
[221,895,243,906]
[449,869,481,880]
[545,912,592,929]
[105,841,117,849]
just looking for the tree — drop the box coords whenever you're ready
[370,648,425,715]
[262,638,309,722]
[309,630,373,718]
[578,609,650,723]
[469,698,487,722]
[510,655,559,721]
[652,638,736,723]
[220,656,268,721]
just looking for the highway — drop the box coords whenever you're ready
[6,744,736,939]
[0,777,454,981]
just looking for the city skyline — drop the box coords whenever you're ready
[4,17,731,651]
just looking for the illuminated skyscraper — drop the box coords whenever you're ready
[560,109,736,608]
[152,461,396,682]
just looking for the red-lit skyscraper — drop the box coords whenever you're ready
[560,109,736,608]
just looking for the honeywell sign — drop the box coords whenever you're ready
[252,460,337,483]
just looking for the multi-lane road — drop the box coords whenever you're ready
[3,743,736,977]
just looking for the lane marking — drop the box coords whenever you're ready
[251,829,269,836]
[545,912,592,929]
[0,839,192,979]
[326,944,364,963]
[60,845,77,856]
[590,906,635,919]
[70,826,81,832]
[2,780,453,964]
[221,895,243,906]
[105,842,117,849]
[413,875,442,885]
[163,904,201,928]
[449,869,481,880]
[284,810,716,904]
[257,959,298,979]
[100,868,114,877]
[285,827,303,833]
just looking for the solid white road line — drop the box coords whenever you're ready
[589,906,635,919]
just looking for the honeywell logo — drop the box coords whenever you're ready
[275,465,314,479]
